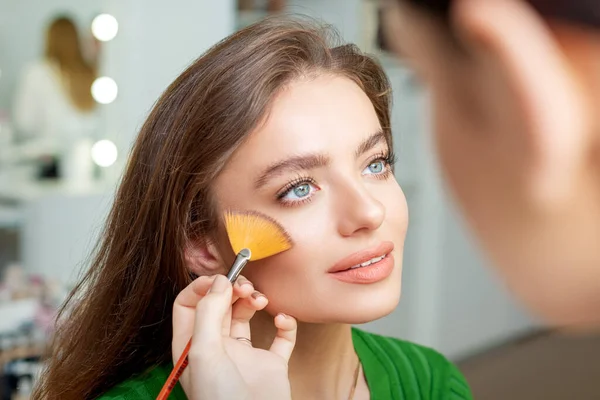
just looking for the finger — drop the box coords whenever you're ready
[174,275,216,309]
[172,276,216,361]
[222,301,233,337]
[190,275,233,360]
[233,274,255,292]
[232,275,255,301]
[230,291,268,342]
[269,313,297,361]
[172,275,253,360]
[176,274,252,309]
[222,275,254,336]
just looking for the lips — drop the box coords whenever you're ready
[328,241,395,273]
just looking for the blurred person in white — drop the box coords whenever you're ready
[382,0,600,330]
[12,15,98,162]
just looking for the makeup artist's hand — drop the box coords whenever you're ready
[172,274,298,400]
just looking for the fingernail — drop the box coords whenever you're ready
[210,275,229,293]
[237,277,253,288]
[277,313,288,319]
[251,291,264,300]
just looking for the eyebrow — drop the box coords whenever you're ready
[356,130,386,158]
[254,154,330,189]
[254,130,387,189]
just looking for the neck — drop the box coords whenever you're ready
[250,311,360,400]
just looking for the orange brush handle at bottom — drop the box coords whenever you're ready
[156,253,249,399]
[156,339,191,400]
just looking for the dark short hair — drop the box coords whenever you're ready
[403,0,451,15]
[404,0,600,28]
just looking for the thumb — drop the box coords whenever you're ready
[190,275,233,359]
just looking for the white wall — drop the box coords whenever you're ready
[101,0,236,158]
[20,192,113,285]
[287,0,362,44]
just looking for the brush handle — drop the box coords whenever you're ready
[156,341,191,400]
[156,249,252,400]
[227,248,251,282]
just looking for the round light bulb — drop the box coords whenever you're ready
[91,77,118,104]
[91,14,119,42]
[91,140,118,167]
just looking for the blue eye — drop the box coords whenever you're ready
[293,184,311,198]
[281,182,316,201]
[363,160,386,175]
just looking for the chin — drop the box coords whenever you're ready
[264,266,404,324]
[341,288,402,324]
[322,266,403,324]
[306,283,402,325]
[268,287,402,325]
[340,264,403,324]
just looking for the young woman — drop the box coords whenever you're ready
[33,17,473,399]
[13,16,97,157]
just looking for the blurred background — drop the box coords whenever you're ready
[0,1,598,399]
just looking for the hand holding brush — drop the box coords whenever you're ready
[157,210,295,400]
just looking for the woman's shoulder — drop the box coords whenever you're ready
[20,60,56,80]
[352,327,460,369]
[352,328,473,399]
[97,363,186,400]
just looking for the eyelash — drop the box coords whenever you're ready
[276,176,318,207]
[368,151,397,180]
[275,150,398,207]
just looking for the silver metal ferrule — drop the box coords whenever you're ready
[226,248,252,283]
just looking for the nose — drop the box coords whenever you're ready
[335,180,386,237]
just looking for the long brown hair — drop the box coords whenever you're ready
[45,16,96,112]
[34,16,393,399]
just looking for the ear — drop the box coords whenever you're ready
[185,239,227,276]
[451,0,594,207]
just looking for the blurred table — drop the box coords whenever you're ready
[0,165,116,286]
[0,300,37,337]
[0,166,110,204]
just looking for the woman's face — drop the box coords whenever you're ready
[212,75,408,324]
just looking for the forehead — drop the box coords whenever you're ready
[212,74,386,210]
[238,75,382,157]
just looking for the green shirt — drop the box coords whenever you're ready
[99,328,473,399]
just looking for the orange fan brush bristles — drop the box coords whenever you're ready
[224,210,293,260]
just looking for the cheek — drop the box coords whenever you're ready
[241,243,313,298]
[240,215,327,294]
[382,181,409,233]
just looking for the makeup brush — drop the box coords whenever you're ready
[157,210,292,400]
